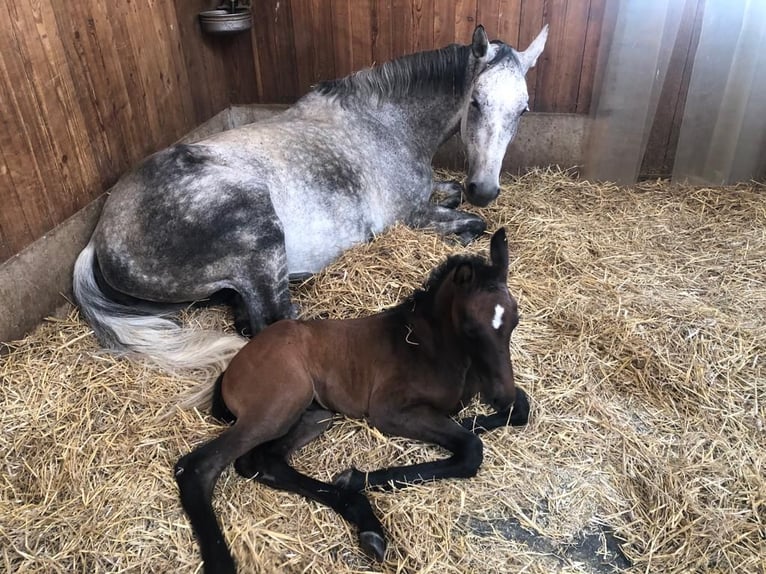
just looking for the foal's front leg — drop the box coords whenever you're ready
[334,406,484,492]
[459,386,530,434]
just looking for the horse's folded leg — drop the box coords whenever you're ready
[431,180,464,208]
[409,205,486,243]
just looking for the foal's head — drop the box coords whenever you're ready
[425,228,520,411]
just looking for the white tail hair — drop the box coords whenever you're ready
[73,242,247,376]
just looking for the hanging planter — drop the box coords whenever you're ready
[199,1,252,35]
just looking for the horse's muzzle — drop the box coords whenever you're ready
[465,182,500,207]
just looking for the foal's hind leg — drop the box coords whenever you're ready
[174,419,296,573]
[235,408,388,561]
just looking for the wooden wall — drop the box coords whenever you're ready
[0,0,257,263]
[251,0,608,113]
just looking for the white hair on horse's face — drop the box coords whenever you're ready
[460,26,548,208]
[460,61,529,207]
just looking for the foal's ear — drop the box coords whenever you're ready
[471,25,489,59]
[453,262,475,287]
[490,228,509,275]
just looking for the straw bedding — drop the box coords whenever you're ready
[1,168,764,573]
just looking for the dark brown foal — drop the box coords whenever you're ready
[174,228,529,574]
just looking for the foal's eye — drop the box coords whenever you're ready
[470,98,480,111]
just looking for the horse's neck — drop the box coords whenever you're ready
[369,94,464,159]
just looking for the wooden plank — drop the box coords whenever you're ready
[433,0,455,49]
[0,14,53,244]
[50,1,127,184]
[2,0,91,224]
[519,0,546,110]
[454,0,479,44]
[0,130,35,260]
[576,0,606,113]
[173,0,224,122]
[331,0,354,76]
[538,0,591,113]
[391,0,414,57]
[350,0,374,71]
[371,0,394,65]
[478,0,522,47]
[641,0,705,177]
[290,0,317,94]
[311,0,337,81]
[412,0,434,52]
[251,0,299,102]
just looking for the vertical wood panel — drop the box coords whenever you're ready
[391,0,415,57]
[478,0,522,47]
[455,0,479,43]
[412,0,435,52]
[350,0,374,72]
[0,1,255,262]
[576,0,606,113]
[519,0,547,110]
[330,0,354,79]
[537,0,591,113]
[371,0,394,65]
[641,0,705,177]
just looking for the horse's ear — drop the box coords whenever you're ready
[471,25,489,59]
[517,24,548,73]
[490,228,509,276]
[453,262,475,287]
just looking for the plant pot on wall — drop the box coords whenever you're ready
[199,1,252,35]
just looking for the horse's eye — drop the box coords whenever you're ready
[470,98,480,111]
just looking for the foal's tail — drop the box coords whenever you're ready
[73,242,247,376]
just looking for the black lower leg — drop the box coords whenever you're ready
[460,387,529,433]
[236,447,386,561]
[335,412,485,493]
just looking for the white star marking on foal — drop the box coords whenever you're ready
[492,304,505,330]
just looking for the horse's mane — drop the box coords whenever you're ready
[314,44,472,102]
[398,253,499,317]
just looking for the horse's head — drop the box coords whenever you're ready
[461,25,548,206]
[448,228,520,412]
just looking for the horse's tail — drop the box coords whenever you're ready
[73,241,247,375]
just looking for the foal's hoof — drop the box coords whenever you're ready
[510,387,530,426]
[333,467,365,491]
[359,530,387,562]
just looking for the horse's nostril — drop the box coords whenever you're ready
[467,182,478,196]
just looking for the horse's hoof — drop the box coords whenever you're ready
[359,530,386,562]
[333,467,365,491]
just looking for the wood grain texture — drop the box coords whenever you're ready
[0,1,257,262]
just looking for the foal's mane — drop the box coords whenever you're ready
[314,44,472,102]
[399,254,499,316]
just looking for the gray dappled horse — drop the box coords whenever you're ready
[73,25,548,373]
